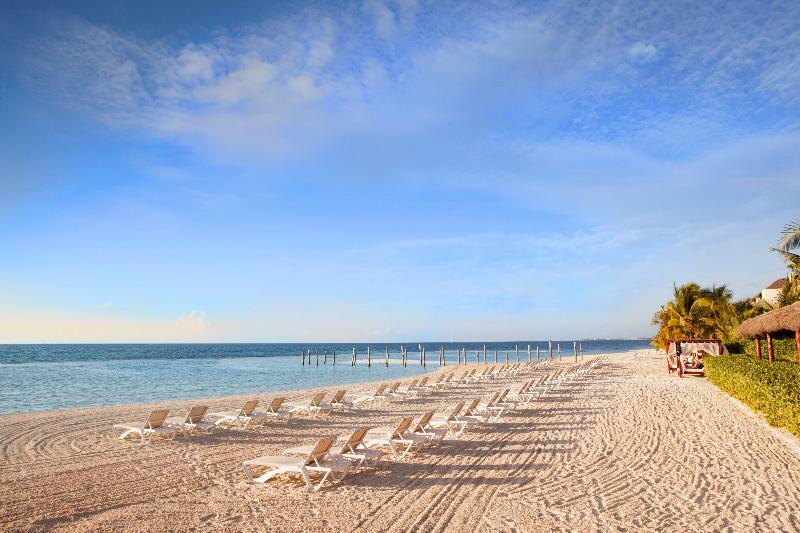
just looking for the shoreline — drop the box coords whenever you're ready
[0,352,610,418]
[2,349,799,531]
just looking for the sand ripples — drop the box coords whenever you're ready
[1,353,799,531]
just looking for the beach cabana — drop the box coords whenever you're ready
[665,339,724,377]
[736,301,800,363]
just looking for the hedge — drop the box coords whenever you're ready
[726,338,798,362]
[705,355,800,438]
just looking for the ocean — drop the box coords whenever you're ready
[0,339,652,414]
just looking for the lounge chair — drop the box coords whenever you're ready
[284,427,384,470]
[287,392,330,417]
[242,437,350,492]
[390,379,420,400]
[430,401,466,434]
[168,406,214,435]
[353,383,388,407]
[411,412,448,444]
[209,400,265,429]
[262,397,292,420]
[364,417,426,459]
[113,409,177,444]
[325,390,355,411]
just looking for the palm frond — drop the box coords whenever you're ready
[776,220,800,252]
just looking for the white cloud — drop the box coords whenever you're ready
[175,310,207,334]
[628,41,658,62]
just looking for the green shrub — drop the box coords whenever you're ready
[731,338,798,362]
[706,355,800,437]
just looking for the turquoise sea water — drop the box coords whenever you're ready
[0,340,651,414]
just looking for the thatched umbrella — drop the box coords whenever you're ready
[736,301,800,362]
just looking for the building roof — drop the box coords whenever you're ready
[737,301,800,337]
[764,278,787,290]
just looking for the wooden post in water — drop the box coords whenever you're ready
[352,347,356,366]
[301,350,305,366]
[515,344,519,362]
[755,335,761,359]
[333,349,336,365]
[766,333,774,362]
[549,340,553,360]
[494,349,498,363]
[483,345,487,364]
[573,341,577,363]
[505,351,509,363]
[385,346,389,367]
[324,351,327,365]
[537,345,540,360]
[557,343,561,360]
[367,346,371,367]
[475,350,479,363]
[316,350,319,366]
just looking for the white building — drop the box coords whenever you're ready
[761,278,787,306]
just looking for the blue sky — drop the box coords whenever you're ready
[0,0,798,342]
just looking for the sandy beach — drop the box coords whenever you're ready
[1,350,799,532]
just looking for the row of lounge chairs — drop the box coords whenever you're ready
[112,362,553,443]
[240,357,608,491]
[111,360,581,443]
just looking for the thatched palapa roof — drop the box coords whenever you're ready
[737,301,800,337]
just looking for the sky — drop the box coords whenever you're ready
[0,0,798,343]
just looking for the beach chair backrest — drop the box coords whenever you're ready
[415,412,434,432]
[304,437,336,466]
[418,376,429,386]
[407,378,418,388]
[266,397,285,412]
[463,399,480,416]
[498,389,509,401]
[331,390,346,403]
[310,392,326,406]
[388,382,400,392]
[391,417,414,439]
[186,405,208,424]
[485,392,499,405]
[448,401,465,420]
[146,409,170,429]
[342,427,370,452]
[375,383,387,395]
[240,400,259,416]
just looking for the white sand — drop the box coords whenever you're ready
[1,350,799,531]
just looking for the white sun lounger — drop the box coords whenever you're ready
[113,409,177,444]
[287,392,330,417]
[285,427,385,471]
[411,412,448,444]
[364,417,425,459]
[262,397,293,420]
[242,436,350,492]
[353,383,388,407]
[209,399,266,429]
[325,390,355,411]
[167,405,214,435]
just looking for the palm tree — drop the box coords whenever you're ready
[651,283,721,349]
[770,220,800,307]
[777,220,800,254]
